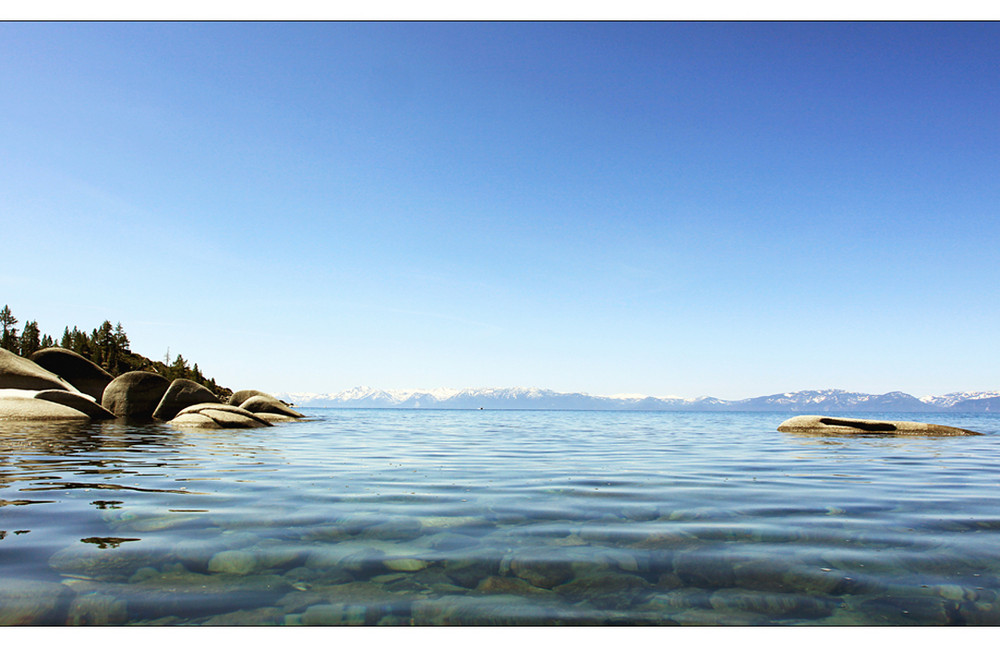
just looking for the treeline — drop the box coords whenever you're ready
[1,305,231,399]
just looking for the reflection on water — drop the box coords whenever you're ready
[1,410,999,625]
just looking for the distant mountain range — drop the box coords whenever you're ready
[272,387,1000,413]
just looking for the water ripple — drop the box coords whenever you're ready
[2,409,999,625]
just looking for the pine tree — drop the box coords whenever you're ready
[0,305,18,353]
[70,327,90,359]
[60,326,71,348]
[93,320,115,370]
[169,353,189,381]
[108,322,130,374]
[19,321,41,357]
[113,322,129,352]
[41,333,54,349]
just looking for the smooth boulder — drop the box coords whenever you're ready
[169,403,272,429]
[101,371,170,419]
[228,389,271,407]
[239,394,304,418]
[152,379,221,421]
[0,347,78,392]
[34,389,115,420]
[0,394,90,421]
[778,415,980,436]
[29,347,113,401]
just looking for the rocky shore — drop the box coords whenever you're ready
[0,347,304,427]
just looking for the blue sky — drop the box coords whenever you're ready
[2,21,998,399]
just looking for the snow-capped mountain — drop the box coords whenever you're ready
[919,391,1000,408]
[274,386,996,412]
[728,389,938,412]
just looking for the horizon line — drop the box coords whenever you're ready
[273,385,1000,402]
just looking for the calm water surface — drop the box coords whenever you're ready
[1,409,999,625]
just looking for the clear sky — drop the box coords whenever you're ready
[2,21,998,399]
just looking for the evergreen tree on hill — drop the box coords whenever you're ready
[1,305,18,353]
[19,321,41,357]
[0,305,231,399]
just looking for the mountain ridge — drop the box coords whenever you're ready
[272,387,1000,412]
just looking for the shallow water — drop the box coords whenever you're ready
[1,409,999,625]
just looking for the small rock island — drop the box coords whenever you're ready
[0,347,303,428]
[778,415,980,436]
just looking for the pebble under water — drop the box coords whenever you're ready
[1,408,999,626]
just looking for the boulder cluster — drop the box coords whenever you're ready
[0,347,304,428]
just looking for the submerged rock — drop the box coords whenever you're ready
[66,591,128,625]
[48,538,165,579]
[476,575,552,597]
[108,570,290,621]
[101,371,170,420]
[777,415,980,436]
[708,587,839,620]
[443,557,497,588]
[0,578,73,625]
[29,347,113,401]
[383,558,429,572]
[958,599,1000,625]
[672,550,738,589]
[301,603,368,625]
[508,554,574,589]
[858,595,960,625]
[203,606,284,625]
[361,517,424,541]
[207,549,259,575]
[554,571,653,606]
[410,594,565,625]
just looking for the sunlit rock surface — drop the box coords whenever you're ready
[169,403,272,429]
[101,371,171,419]
[777,415,980,436]
[0,394,90,421]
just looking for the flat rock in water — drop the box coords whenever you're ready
[29,347,113,401]
[0,394,91,421]
[0,347,79,392]
[34,389,114,420]
[169,403,272,429]
[101,371,170,419]
[777,415,980,436]
[152,378,220,421]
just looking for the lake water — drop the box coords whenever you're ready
[1,409,999,626]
